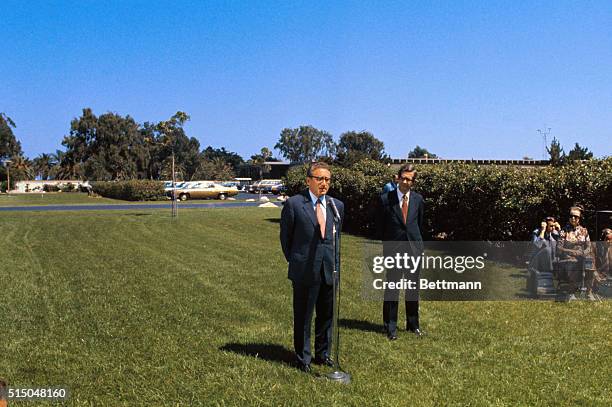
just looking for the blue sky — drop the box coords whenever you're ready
[2,1,611,160]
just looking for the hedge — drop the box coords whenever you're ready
[284,158,612,240]
[91,180,166,201]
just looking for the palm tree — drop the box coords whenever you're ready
[52,150,83,180]
[32,153,55,180]
[49,150,64,179]
[9,155,34,181]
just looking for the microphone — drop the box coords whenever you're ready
[328,197,340,223]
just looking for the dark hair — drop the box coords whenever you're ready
[307,162,331,177]
[545,216,556,223]
[397,163,417,178]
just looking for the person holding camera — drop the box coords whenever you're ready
[558,206,594,301]
[530,216,561,274]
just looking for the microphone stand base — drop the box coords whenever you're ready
[326,370,351,384]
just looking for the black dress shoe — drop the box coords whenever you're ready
[298,363,311,373]
[313,357,334,367]
[387,331,398,341]
[407,327,426,337]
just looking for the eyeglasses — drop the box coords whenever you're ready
[569,215,580,219]
[310,176,331,183]
[399,177,414,182]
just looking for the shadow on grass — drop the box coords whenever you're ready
[220,343,295,366]
[265,218,281,224]
[339,318,385,335]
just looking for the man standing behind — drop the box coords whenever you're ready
[376,164,425,340]
[280,162,344,372]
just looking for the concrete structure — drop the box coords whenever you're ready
[13,180,90,193]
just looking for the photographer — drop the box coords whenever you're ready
[558,206,594,301]
[530,216,561,274]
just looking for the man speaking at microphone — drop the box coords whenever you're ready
[280,162,344,373]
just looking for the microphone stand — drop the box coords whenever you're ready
[326,198,351,384]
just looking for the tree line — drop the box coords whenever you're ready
[1,109,396,186]
[0,108,599,188]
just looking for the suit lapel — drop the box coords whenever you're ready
[407,191,417,223]
[301,191,318,227]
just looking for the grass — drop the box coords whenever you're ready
[0,208,610,406]
[0,193,249,207]
[0,192,124,206]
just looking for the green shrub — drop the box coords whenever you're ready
[92,180,165,201]
[284,158,612,240]
[60,182,77,192]
[43,184,60,192]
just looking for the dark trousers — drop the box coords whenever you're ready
[383,268,420,333]
[383,299,419,333]
[292,271,333,366]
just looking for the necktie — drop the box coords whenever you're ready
[402,193,408,224]
[316,198,326,238]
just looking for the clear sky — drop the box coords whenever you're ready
[2,1,611,160]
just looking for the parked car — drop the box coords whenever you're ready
[221,181,241,190]
[249,179,283,194]
[245,180,258,193]
[167,182,239,201]
[269,182,286,194]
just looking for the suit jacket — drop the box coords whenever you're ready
[280,190,344,286]
[375,190,424,243]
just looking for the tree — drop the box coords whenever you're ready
[567,143,593,161]
[335,131,386,166]
[60,108,96,179]
[32,153,56,180]
[84,112,142,180]
[0,113,23,161]
[152,112,201,180]
[60,108,201,181]
[61,108,143,180]
[546,137,566,166]
[192,157,235,180]
[275,125,335,163]
[8,155,34,181]
[1,114,29,188]
[249,147,273,180]
[408,145,438,159]
[201,146,244,169]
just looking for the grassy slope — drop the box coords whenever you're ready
[0,208,609,406]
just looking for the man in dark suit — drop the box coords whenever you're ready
[375,164,425,340]
[280,162,344,372]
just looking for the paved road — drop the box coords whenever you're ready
[0,201,280,212]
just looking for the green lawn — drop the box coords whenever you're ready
[0,192,123,206]
[0,208,610,406]
[0,193,245,206]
